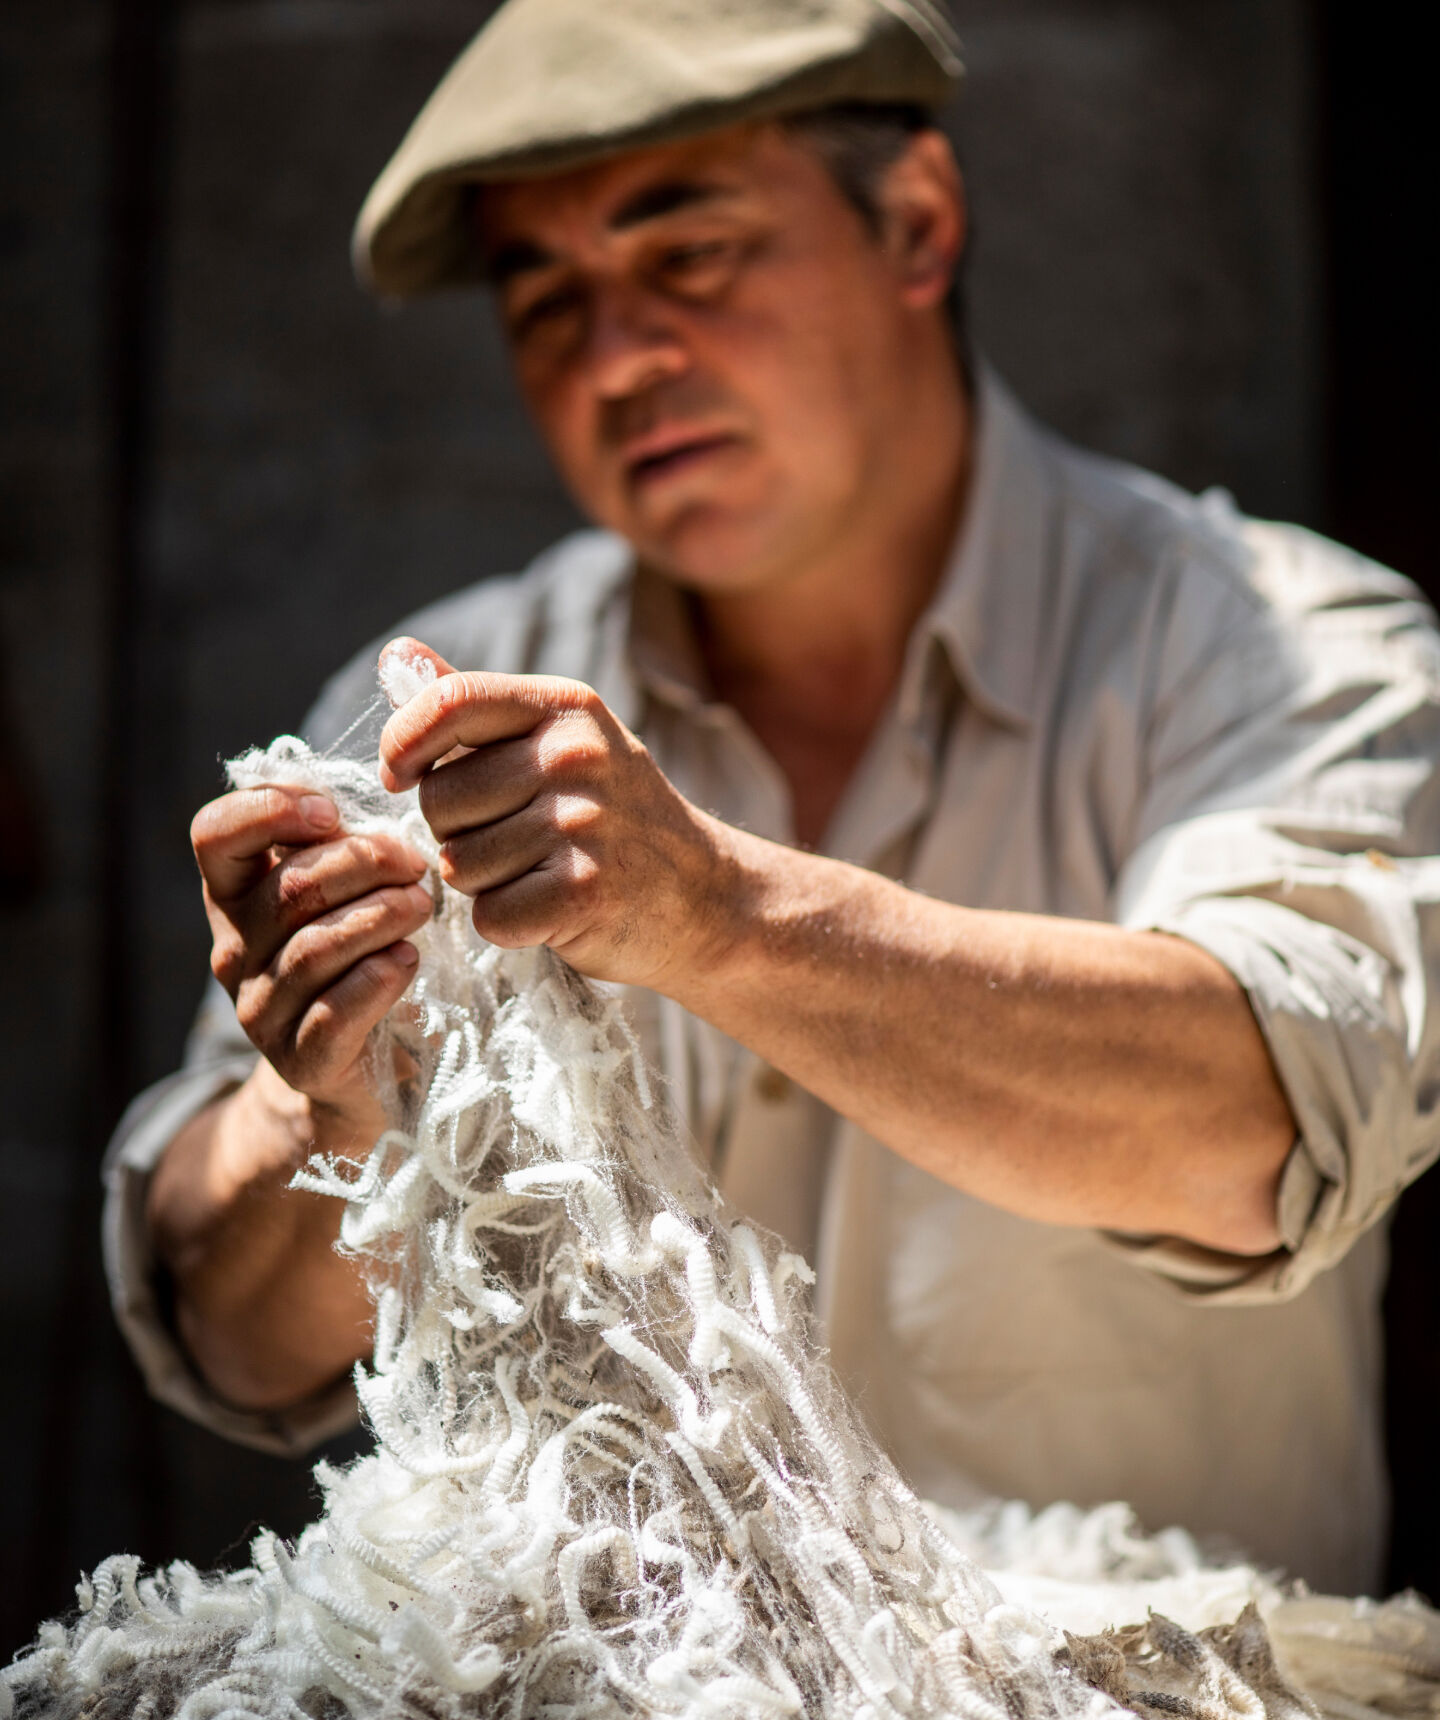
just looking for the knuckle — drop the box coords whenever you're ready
[550,792,602,841]
[437,856,472,897]
[555,676,600,712]
[374,882,422,922]
[438,854,481,899]
[564,848,603,897]
[278,921,328,984]
[264,934,308,998]
[297,995,336,1041]
[294,994,341,1051]
[368,831,421,877]
[350,834,385,875]
[273,864,322,920]
[370,831,407,864]
[209,932,246,990]
[234,986,276,1049]
[538,721,604,780]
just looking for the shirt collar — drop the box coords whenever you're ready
[625,366,1052,735]
[627,562,714,713]
[915,367,1050,734]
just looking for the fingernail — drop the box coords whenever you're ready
[300,795,336,829]
[394,941,420,967]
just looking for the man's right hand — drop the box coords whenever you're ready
[193,783,432,1116]
[144,785,432,1413]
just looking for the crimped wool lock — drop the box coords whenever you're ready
[6,685,1434,1720]
[3,695,1120,1719]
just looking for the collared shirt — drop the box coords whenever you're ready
[104,375,1440,1596]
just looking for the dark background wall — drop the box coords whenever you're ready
[1,0,1434,1651]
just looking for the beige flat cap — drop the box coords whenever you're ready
[354,0,962,298]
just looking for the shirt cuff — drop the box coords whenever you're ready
[1100,893,1416,1303]
[102,1059,360,1455]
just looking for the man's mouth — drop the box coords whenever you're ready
[624,430,740,487]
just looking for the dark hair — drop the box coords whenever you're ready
[782,101,971,383]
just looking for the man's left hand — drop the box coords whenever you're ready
[378,639,1292,1256]
[378,637,738,990]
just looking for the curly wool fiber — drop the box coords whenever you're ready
[2,721,1118,1720]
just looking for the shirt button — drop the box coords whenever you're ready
[755,1065,791,1103]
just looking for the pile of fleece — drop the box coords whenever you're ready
[7,682,1438,1720]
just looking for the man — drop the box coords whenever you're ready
[105,0,1440,1597]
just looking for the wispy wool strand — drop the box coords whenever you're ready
[3,714,1119,1720]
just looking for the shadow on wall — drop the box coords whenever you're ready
[0,0,1434,1651]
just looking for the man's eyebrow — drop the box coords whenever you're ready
[608,179,735,232]
[483,237,555,287]
[481,181,739,283]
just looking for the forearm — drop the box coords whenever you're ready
[668,825,1295,1254]
[147,1061,376,1410]
[373,657,1295,1253]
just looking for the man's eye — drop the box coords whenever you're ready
[513,286,582,335]
[658,241,736,286]
[666,242,725,266]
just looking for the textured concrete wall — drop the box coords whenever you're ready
[0,0,114,1650]
[0,0,1325,1644]
[960,0,1319,520]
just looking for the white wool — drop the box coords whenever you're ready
[376,643,438,710]
[930,1498,1440,1720]
[10,721,1440,1720]
[2,728,1119,1720]
[929,1498,1282,1636]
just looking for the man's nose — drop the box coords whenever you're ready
[584,280,689,400]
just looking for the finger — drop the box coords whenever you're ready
[292,942,421,1085]
[469,848,604,954]
[192,786,340,899]
[261,832,429,942]
[380,666,596,792]
[219,833,430,981]
[417,735,540,840]
[377,636,459,709]
[437,798,564,897]
[251,883,433,1037]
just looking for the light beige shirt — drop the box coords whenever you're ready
[105,376,1440,1596]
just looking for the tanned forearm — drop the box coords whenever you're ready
[147,1061,377,1410]
[664,826,1295,1256]
[379,653,1298,1259]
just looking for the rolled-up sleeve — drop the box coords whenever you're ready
[96,574,533,1448]
[96,565,578,1447]
[1109,520,1440,1300]
[101,979,361,1452]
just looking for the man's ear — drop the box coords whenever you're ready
[879,131,967,311]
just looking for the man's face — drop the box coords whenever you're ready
[476,123,960,595]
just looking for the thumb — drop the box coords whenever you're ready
[377,636,459,709]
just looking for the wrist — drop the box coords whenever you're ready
[242,1058,383,1173]
[652,813,779,1013]
[152,1060,380,1289]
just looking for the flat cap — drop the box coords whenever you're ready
[354,0,962,299]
